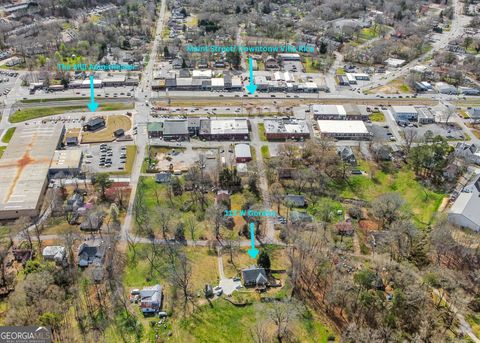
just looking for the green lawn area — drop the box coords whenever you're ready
[134,176,213,238]
[258,123,267,141]
[1,127,15,143]
[0,146,5,158]
[339,162,444,227]
[261,145,270,159]
[369,112,385,122]
[335,68,346,75]
[358,27,379,41]
[20,97,90,103]
[9,103,134,123]
[175,299,336,343]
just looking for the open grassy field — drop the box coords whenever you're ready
[339,162,444,227]
[20,97,90,103]
[367,79,411,94]
[81,115,132,143]
[9,103,134,123]
[0,146,5,158]
[1,127,15,143]
[175,299,337,343]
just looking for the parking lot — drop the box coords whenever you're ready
[368,123,396,142]
[399,122,467,140]
[82,143,129,173]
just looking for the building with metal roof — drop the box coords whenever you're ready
[263,118,310,141]
[0,124,64,219]
[448,175,480,232]
[317,120,371,140]
[49,149,83,177]
[199,119,249,140]
[234,144,252,163]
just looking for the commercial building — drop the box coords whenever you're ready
[0,125,65,220]
[384,58,406,67]
[234,144,252,163]
[147,122,163,138]
[49,150,83,177]
[391,106,418,122]
[263,118,310,141]
[199,119,249,140]
[313,104,368,121]
[83,117,106,132]
[417,107,435,124]
[317,120,371,140]
[162,119,189,141]
[448,175,480,232]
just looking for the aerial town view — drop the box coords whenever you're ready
[0,0,479,342]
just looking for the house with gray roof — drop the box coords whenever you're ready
[448,175,480,232]
[78,240,106,267]
[242,266,269,288]
[140,284,163,314]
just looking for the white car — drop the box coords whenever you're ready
[213,286,223,296]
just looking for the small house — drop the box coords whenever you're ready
[234,144,252,163]
[140,284,163,314]
[338,147,356,165]
[290,211,313,224]
[284,194,307,208]
[155,172,171,184]
[242,266,269,288]
[78,240,105,267]
[42,246,66,264]
[80,212,104,231]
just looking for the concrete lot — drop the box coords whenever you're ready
[400,122,467,140]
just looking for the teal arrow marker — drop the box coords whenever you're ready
[87,75,99,112]
[247,222,259,259]
[245,57,257,95]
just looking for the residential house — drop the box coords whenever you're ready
[42,246,66,265]
[80,212,104,231]
[284,194,307,208]
[338,147,357,165]
[242,266,269,288]
[140,284,163,314]
[454,142,480,165]
[155,172,171,184]
[78,240,105,267]
[290,211,313,223]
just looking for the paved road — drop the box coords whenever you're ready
[121,0,167,241]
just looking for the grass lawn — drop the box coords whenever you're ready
[176,299,336,343]
[339,162,444,227]
[368,79,411,95]
[0,146,5,158]
[1,127,15,143]
[369,112,385,122]
[20,97,90,103]
[9,103,134,123]
[335,68,346,75]
[304,57,320,73]
[81,115,132,143]
[261,145,270,159]
[258,123,267,141]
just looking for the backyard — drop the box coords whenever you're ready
[339,161,445,227]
